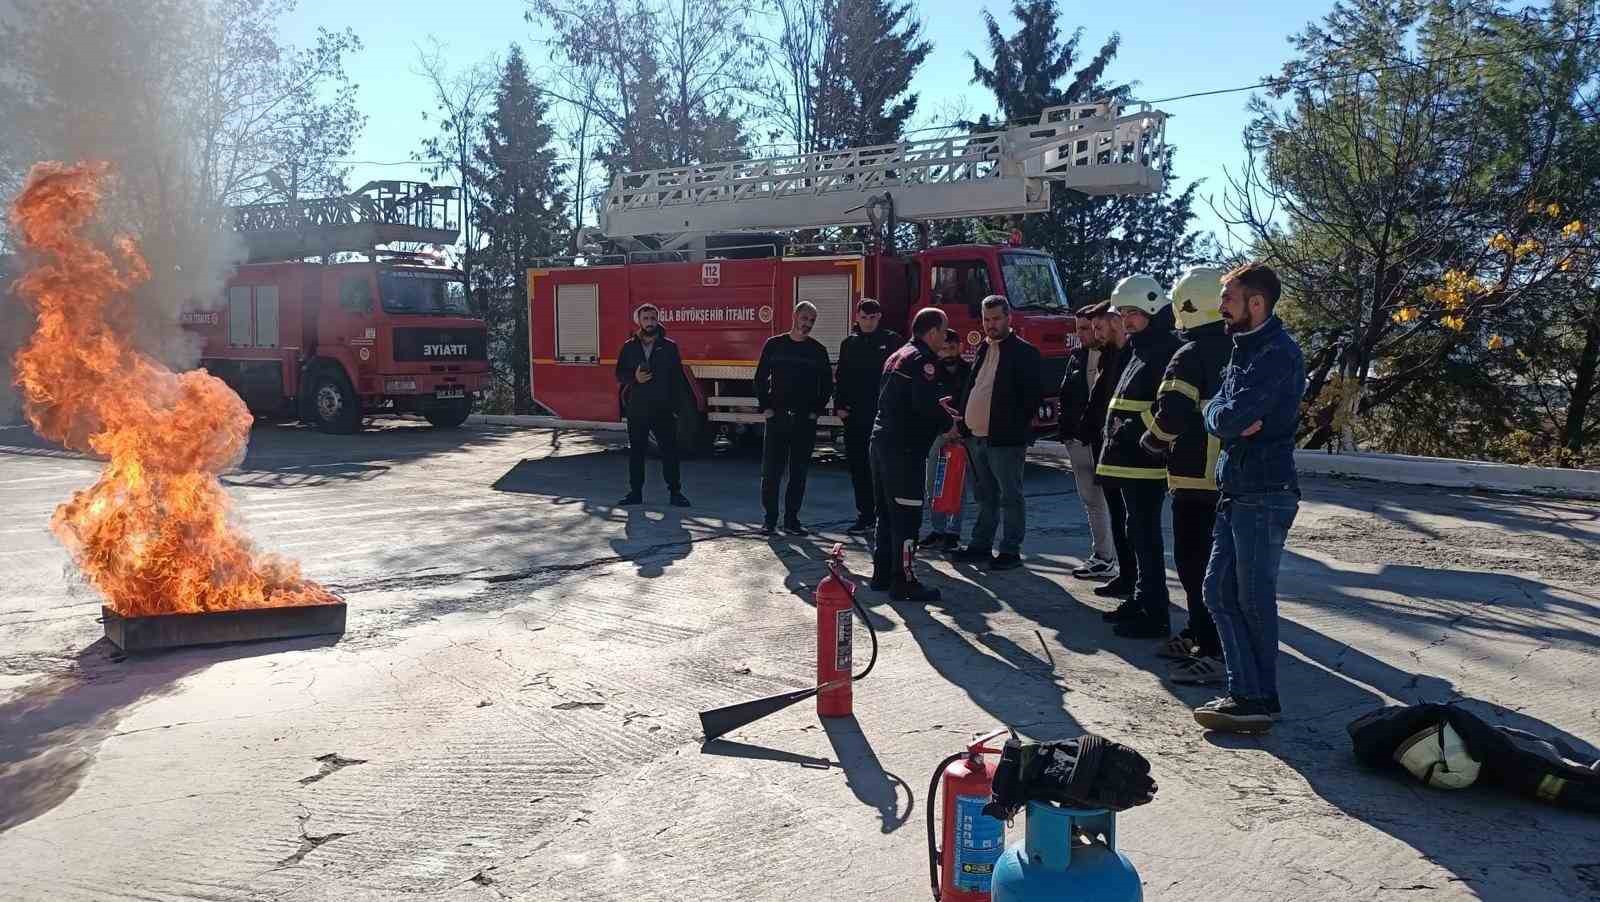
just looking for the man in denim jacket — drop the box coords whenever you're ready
[1192,262,1305,734]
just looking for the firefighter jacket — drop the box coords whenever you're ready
[870,338,953,457]
[1057,345,1094,444]
[835,326,903,418]
[1142,319,1231,495]
[755,334,834,416]
[1096,305,1183,481]
[1204,316,1306,495]
[615,328,684,420]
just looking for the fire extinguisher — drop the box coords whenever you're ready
[931,440,968,517]
[927,728,1011,901]
[817,543,877,718]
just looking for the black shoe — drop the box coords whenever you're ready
[890,581,941,602]
[618,492,643,506]
[920,531,947,547]
[937,534,963,552]
[988,552,1023,571]
[1093,580,1133,599]
[783,520,808,535]
[1112,618,1171,639]
[847,516,875,534]
[953,545,995,564]
[1101,600,1141,623]
[760,522,779,536]
[869,573,892,591]
[1071,557,1116,580]
[669,492,691,507]
[1194,696,1276,733]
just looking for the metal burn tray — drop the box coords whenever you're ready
[102,601,347,653]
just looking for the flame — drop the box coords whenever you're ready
[9,161,336,616]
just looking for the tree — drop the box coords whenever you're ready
[471,45,569,413]
[759,0,834,154]
[812,0,931,150]
[414,40,499,294]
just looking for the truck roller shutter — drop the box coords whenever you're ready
[253,285,279,348]
[794,273,851,362]
[228,286,252,347]
[555,283,600,363]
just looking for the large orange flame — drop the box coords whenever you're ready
[9,162,336,616]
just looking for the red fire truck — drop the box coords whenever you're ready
[529,101,1170,453]
[185,181,490,433]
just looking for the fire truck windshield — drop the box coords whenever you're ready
[1000,253,1070,311]
[379,270,471,316]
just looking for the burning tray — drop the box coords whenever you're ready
[102,601,347,653]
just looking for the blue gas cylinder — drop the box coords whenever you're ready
[990,803,1142,901]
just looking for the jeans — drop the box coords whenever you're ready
[1065,440,1115,562]
[966,438,1026,554]
[924,432,970,535]
[1203,490,1300,703]
[844,416,875,520]
[761,411,816,524]
[627,413,680,494]
[1171,491,1221,656]
[1106,477,1170,622]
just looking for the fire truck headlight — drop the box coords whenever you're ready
[385,379,418,393]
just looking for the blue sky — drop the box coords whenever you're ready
[282,0,1332,245]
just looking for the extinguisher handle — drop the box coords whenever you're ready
[968,726,1010,756]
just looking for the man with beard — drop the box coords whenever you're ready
[921,328,973,551]
[755,301,834,535]
[1059,303,1117,579]
[1085,303,1134,603]
[1193,262,1306,734]
[1096,275,1182,639]
[834,299,903,534]
[615,303,691,508]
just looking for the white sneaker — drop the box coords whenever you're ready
[1071,556,1116,580]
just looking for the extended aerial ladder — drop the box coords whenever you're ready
[230,180,460,263]
[594,100,1169,250]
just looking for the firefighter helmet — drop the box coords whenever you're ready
[1171,266,1226,331]
[1394,721,1482,789]
[1108,274,1169,316]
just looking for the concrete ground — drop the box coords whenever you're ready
[1,419,1598,901]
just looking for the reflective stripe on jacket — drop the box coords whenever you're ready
[1097,306,1182,480]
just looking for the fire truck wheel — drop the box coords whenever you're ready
[424,398,472,429]
[308,366,361,434]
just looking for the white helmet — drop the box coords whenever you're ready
[1394,722,1482,789]
[1108,275,1169,316]
[1171,266,1226,331]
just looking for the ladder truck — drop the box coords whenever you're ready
[527,99,1170,454]
[183,181,491,433]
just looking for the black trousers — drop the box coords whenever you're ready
[1103,479,1132,583]
[1107,477,1171,624]
[870,441,925,586]
[762,411,817,524]
[1171,491,1222,656]
[626,412,680,494]
[845,415,876,520]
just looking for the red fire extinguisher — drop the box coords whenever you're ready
[931,440,968,517]
[927,728,1010,901]
[817,543,875,718]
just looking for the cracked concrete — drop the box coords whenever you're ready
[1,420,1597,900]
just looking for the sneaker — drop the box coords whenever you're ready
[1168,656,1225,685]
[760,522,779,537]
[988,552,1023,571]
[1093,580,1133,599]
[1101,600,1141,623]
[953,545,995,564]
[669,492,692,507]
[1071,557,1116,579]
[1154,634,1200,661]
[1194,696,1276,733]
[847,516,875,534]
[618,492,643,506]
[890,581,941,602]
[1112,618,1171,639]
[783,520,808,536]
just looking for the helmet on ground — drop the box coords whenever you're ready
[1394,721,1482,789]
[1171,266,1227,330]
[1108,275,1169,316]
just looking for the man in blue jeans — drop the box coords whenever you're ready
[1193,262,1306,734]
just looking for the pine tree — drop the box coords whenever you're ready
[813,0,932,150]
[472,45,569,413]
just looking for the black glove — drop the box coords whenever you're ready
[983,733,1157,820]
[1138,430,1170,458]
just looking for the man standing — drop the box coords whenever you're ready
[869,308,953,601]
[755,301,834,535]
[1059,304,1117,579]
[954,296,1042,571]
[922,328,972,551]
[1193,262,1306,734]
[835,299,903,534]
[615,304,691,508]
[1139,266,1231,685]
[1096,275,1182,638]
[1084,304,1133,603]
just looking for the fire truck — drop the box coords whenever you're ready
[528,100,1169,453]
[185,181,490,433]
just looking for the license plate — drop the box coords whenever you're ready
[435,387,465,400]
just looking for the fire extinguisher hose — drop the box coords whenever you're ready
[926,751,965,902]
[845,574,878,683]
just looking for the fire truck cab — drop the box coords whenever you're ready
[186,181,490,433]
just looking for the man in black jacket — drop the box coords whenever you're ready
[834,299,903,533]
[614,304,691,508]
[1059,304,1117,578]
[870,307,953,601]
[955,295,1043,571]
[755,301,834,535]
[1081,303,1133,600]
[1096,275,1183,638]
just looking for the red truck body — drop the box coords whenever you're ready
[528,243,1079,452]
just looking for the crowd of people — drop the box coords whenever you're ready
[612,262,1306,734]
